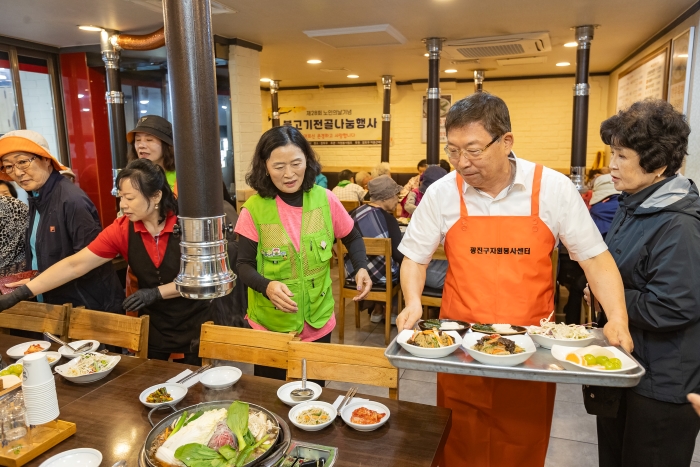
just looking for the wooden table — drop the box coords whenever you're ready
[1,336,451,467]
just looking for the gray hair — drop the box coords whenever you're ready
[445,92,512,138]
[371,162,391,177]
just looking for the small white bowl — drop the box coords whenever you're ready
[6,340,51,360]
[551,344,638,374]
[277,381,322,406]
[341,400,390,432]
[288,401,337,431]
[55,352,120,384]
[38,448,102,467]
[18,351,61,368]
[199,366,242,390]
[527,329,596,350]
[396,329,462,359]
[139,383,188,408]
[57,340,100,359]
[462,333,536,367]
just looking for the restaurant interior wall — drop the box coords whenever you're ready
[260,76,610,175]
[605,10,700,181]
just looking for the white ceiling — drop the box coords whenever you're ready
[0,0,696,87]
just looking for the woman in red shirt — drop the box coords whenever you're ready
[0,159,212,363]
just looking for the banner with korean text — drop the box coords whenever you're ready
[281,105,382,145]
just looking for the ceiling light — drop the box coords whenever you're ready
[307,59,322,64]
[78,25,103,32]
[222,105,227,109]
[77,93,84,98]
[424,53,429,57]
[140,110,147,113]
[678,53,689,58]
[140,100,149,105]
[347,74,359,79]
[564,42,578,48]
[82,108,90,112]
[444,69,457,73]
[556,62,571,67]
[260,78,271,83]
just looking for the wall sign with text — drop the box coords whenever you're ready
[281,105,382,145]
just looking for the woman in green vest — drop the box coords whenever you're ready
[235,126,372,381]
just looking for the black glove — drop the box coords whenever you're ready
[122,287,162,311]
[0,285,33,312]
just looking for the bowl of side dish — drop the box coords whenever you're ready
[17,351,61,368]
[288,401,337,431]
[139,383,188,408]
[462,333,536,367]
[397,329,462,359]
[55,352,120,384]
[58,340,100,359]
[527,321,596,349]
[341,400,390,432]
[6,340,51,360]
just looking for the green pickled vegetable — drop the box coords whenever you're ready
[227,401,250,452]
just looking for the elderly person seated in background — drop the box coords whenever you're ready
[399,159,427,201]
[332,169,366,203]
[355,171,372,201]
[403,165,448,216]
[0,193,28,276]
[346,175,404,324]
[371,161,391,178]
[0,130,124,312]
[585,99,700,467]
[0,180,18,198]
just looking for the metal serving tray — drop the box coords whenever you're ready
[384,329,645,387]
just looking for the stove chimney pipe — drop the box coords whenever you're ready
[570,25,596,193]
[270,80,280,127]
[163,0,235,298]
[424,37,444,165]
[474,70,485,93]
[381,75,392,163]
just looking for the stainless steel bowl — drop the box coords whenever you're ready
[141,400,289,467]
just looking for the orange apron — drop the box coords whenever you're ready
[438,164,556,467]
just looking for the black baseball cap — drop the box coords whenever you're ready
[126,115,173,146]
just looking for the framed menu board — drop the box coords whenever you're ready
[669,28,694,113]
[616,43,670,112]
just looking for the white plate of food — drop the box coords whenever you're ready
[470,323,528,335]
[462,333,536,367]
[38,448,102,467]
[288,401,337,431]
[527,314,596,349]
[340,400,390,432]
[551,345,638,373]
[55,352,120,384]
[397,329,462,359]
[6,340,51,360]
[139,383,188,408]
[57,340,100,359]
[277,381,322,406]
[18,351,61,368]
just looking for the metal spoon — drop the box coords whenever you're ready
[112,461,127,467]
[290,359,314,402]
[43,332,93,354]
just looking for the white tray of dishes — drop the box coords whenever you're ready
[385,327,645,387]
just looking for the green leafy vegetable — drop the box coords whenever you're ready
[243,429,255,447]
[235,434,269,467]
[227,401,249,452]
[218,445,237,461]
[170,410,188,438]
[174,443,228,467]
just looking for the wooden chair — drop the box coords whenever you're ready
[0,301,70,339]
[338,237,402,345]
[340,200,360,213]
[199,322,298,370]
[420,245,447,320]
[287,341,399,399]
[68,308,150,358]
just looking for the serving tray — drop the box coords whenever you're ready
[384,328,645,387]
[0,420,76,467]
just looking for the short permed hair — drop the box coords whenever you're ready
[600,99,689,177]
[246,126,321,198]
[445,92,512,138]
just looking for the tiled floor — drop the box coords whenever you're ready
[227,263,700,466]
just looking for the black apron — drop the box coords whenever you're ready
[128,221,213,354]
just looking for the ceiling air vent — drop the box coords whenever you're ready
[303,24,407,48]
[444,32,551,59]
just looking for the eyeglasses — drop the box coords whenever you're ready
[1,156,38,175]
[444,134,502,162]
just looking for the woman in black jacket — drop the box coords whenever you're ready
[590,100,700,467]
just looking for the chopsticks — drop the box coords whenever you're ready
[338,386,358,413]
[176,364,211,384]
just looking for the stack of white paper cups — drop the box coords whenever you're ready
[22,352,59,424]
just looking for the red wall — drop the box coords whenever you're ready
[59,53,117,227]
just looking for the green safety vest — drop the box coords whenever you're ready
[243,186,335,333]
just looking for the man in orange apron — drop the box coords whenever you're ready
[397,93,632,467]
